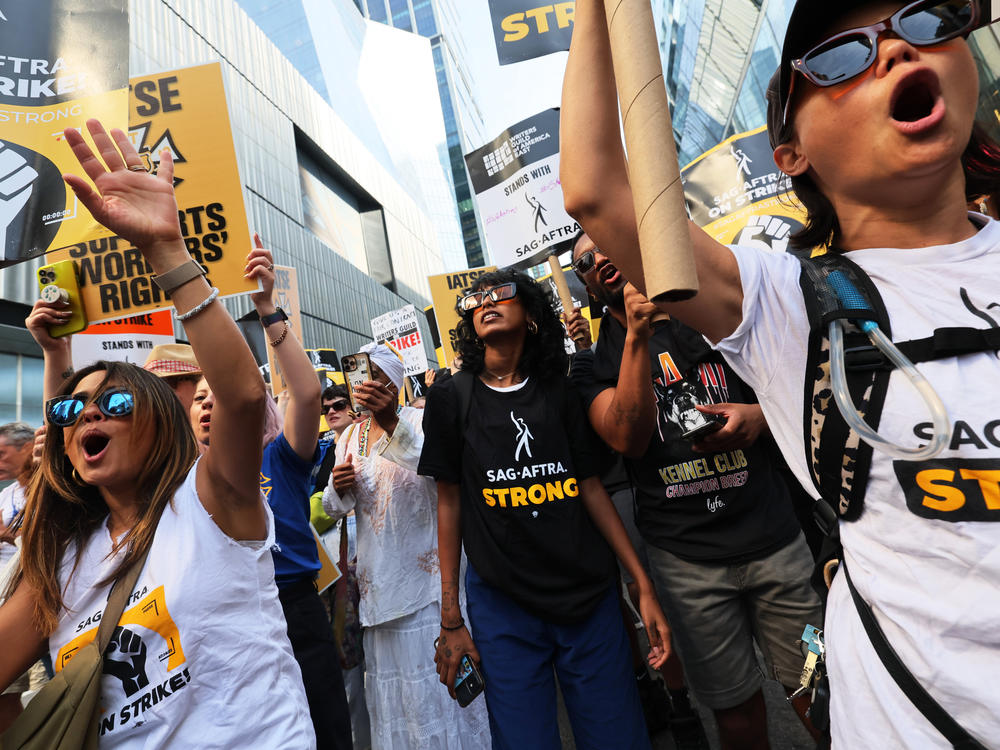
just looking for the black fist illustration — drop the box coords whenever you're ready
[104,627,150,697]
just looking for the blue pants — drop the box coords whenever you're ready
[466,565,650,750]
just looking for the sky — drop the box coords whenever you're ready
[456,2,570,144]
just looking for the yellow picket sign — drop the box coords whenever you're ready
[48,63,257,322]
[426,266,496,367]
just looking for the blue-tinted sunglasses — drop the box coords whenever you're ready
[46,388,135,427]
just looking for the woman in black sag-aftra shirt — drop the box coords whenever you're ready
[419,269,669,750]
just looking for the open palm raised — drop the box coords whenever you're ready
[63,119,183,249]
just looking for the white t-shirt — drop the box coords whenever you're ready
[49,461,315,749]
[715,215,1000,748]
[0,481,24,569]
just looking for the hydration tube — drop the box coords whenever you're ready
[825,271,950,460]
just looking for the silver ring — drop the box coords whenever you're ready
[267,264,274,271]
[128,165,147,172]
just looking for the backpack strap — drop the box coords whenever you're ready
[842,561,988,750]
[799,253,893,527]
[453,371,476,432]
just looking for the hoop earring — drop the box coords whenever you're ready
[71,467,85,485]
[527,320,538,335]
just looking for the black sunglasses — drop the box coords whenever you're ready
[572,250,598,275]
[459,282,518,313]
[324,399,350,412]
[46,388,135,427]
[785,0,977,126]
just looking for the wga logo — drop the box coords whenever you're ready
[510,411,534,462]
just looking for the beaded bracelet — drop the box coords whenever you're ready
[269,321,290,347]
[440,618,465,631]
[175,287,219,322]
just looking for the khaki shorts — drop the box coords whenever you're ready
[646,533,822,710]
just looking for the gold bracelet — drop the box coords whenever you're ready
[269,321,289,347]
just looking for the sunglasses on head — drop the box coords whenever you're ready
[459,282,518,313]
[572,250,598,275]
[325,399,350,413]
[784,0,977,126]
[46,387,135,427]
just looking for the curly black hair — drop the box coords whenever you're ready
[454,268,568,381]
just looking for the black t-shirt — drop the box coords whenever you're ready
[418,374,617,623]
[572,315,799,564]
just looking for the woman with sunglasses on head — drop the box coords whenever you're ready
[418,269,671,750]
[321,344,491,749]
[0,120,314,748]
[563,1,1000,746]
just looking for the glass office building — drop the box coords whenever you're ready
[655,2,1000,165]
[0,0,451,424]
[356,0,490,267]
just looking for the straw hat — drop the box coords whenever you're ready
[143,343,202,378]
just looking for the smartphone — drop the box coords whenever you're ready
[37,260,88,337]
[681,414,726,442]
[454,654,485,708]
[341,352,373,415]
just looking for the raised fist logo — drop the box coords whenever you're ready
[0,140,64,264]
[104,627,150,697]
[0,142,38,254]
[735,214,794,254]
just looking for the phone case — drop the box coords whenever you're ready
[37,260,88,337]
[341,352,372,415]
[681,415,726,442]
[454,654,485,708]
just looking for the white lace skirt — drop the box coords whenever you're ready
[364,603,492,750]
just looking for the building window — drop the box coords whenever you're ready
[366,0,388,23]
[296,131,396,292]
[413,0,436,36]
[389,0,412,31]
[0,353,44,426]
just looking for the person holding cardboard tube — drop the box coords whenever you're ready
[562,2,1000,747]
[0,119,314,747]
[568,231,821,749]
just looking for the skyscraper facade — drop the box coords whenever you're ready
[0,0,448,423]
[357,0,490,267]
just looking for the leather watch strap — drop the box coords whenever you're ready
[260,307,288,327]
[152,259,205,294]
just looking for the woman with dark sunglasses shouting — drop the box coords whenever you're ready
[418,268,670,750]
[563,1,1000,747]
[0,121,314,748]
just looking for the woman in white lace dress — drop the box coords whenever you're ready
[323,344,490,750]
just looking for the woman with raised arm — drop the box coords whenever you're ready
[562,2,1000,747]
[0,120,314,748]
[419,269,670,750]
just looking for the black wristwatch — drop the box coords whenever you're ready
[259,307,288,327]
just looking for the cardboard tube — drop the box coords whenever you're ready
[548,255,586,342]
[604,0,698,302]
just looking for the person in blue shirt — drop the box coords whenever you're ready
[190,237,352,750]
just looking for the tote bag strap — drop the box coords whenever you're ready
[93,547,150,656]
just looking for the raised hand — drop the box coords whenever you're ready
[62,120,182,250]
[26,298,73,353]
[245,234,275,309]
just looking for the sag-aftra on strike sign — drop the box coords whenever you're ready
[488,1,575,65]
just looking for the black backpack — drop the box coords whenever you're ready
[798,252,999,750]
